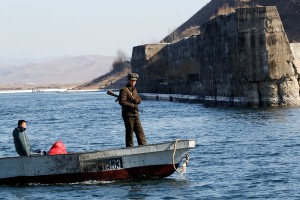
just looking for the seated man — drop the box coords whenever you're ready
[12,119,31,156]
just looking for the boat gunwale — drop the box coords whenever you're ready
[0,139,196,160]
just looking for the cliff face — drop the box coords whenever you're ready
[162,0,300,43]
[131,6,300,107]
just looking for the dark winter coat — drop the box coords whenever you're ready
[119,84,142,117]
[12,127,31,156]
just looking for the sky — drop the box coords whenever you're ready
[0,0,210,64]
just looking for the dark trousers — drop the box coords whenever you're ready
[122,115,147,147]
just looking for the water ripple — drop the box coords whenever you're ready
[0,91,300,199]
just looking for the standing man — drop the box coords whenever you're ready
[12,119,31,156]
[119,73,147,147]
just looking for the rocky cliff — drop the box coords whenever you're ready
[131,6,300,107]
[162,0,300,43]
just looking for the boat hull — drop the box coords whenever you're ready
[0,140,195,185]
[0,164,178,185]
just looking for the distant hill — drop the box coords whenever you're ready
[74,61,131,90]
[0,55,114,87]
[74,67,131,90]
[162,0,300,43]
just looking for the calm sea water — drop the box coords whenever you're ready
[0,91,299,199]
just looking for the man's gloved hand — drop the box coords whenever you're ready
[132,104,139,110]
[130,99,137,104]
[131,98,141,104]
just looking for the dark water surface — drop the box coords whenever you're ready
[0,91,299,199]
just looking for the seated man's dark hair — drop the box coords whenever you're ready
[18,119,27,127]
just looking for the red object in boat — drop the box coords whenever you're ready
[49,140,67,155]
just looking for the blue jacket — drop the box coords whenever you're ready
[12,128,31,156]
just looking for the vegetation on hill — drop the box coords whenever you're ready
[75,50,131,90]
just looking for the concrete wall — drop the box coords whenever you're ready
[131,6,300,107]
[290,43,300,74]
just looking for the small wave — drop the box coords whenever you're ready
[26,180,116,186]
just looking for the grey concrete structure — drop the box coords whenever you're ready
[131,6,300,107]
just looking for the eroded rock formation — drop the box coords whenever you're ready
[131,6,300,107]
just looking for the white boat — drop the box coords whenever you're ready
[0,140,195,185]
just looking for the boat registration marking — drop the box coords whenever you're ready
[81,158,123,172]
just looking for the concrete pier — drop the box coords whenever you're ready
[132,7,300,107]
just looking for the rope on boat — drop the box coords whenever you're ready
[172,139,190,173]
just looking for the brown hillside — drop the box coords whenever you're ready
[74,65,131,90]
[162,0,300,43]
[0,55,114,86]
